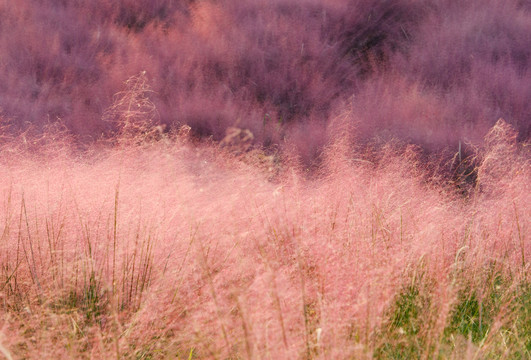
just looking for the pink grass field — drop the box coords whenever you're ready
[0,120,528,359]
[0,0,530,359]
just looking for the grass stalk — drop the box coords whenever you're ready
[513,202,525,272]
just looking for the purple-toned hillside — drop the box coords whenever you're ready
[1,0,529,153]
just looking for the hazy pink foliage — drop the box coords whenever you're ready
[0,0,528,158]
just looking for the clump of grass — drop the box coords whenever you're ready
[373,264,530,359]
[103,71,163,146]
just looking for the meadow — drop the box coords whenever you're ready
[0,0,529,358]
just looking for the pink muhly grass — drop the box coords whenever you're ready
[0,120,527,358]
[1,0,529,158]
[0,0,529,358]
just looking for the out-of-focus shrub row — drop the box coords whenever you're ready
[0,0,529,158]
